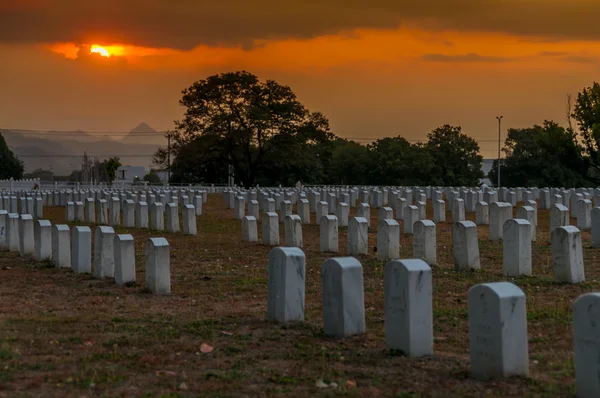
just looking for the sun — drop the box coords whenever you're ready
[90,45,110,57]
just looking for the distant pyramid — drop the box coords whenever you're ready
[120,123,165,146]
[128,122,157,134]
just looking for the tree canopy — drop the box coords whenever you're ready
[426,125,484,186]
[0,133,24,180]
[488,121,592,188]
[573,81,600,183]
[157,71,600,188]
[143,170,163,186]
[104,157,121,187]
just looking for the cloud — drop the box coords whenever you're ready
[539,51,569,56]
[562,55,597,64]
[1,1,600,50]
[421,53,513,63]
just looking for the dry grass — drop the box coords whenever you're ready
[0,195,598,397]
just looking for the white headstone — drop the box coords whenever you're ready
[516,206,536,241]
[109,197,120,226]
[452,198,465,222]
[551,226,585,283]
[377,219,400,260]
[475,201,489,225]
[336,202,349,227]
[18,214,34,257]
[433,199,445,223]
[489,202,512,241]
[284,214,303,248]
[145,237,170,294]
[6,213,19,252]
[150,202,164,231]
[234,196,245,220]
[357,203,371,228]
[452,221,480,271]
[85,198,95,223]
[384,259,432,356]
[468,282,529,379]
[66,201,75,222]
[321,257,365,338]
[182,204,197,235]
[319,215,338,253]
[378,206,393,221]
[114,234,136,286]
[573,293,600,398]
[502,219,532,277]
[52,224,70,268]
[592,207,600,248]
[123,200,135,228]
[193,195,203,216]
[71,226,91,273]
[242,216,258,243]
[248,199,260,221]
[550,204,569,233]
[403,205,419,234]
[94,226,115,278]
[413,220,436,266]
[165,203,180,233]
[262,212,279,246]
[577,199,593,230]
[267,247,305,323]
[348,217,369,256]
[297,199,310,224]
[34,219,52,262]
[316,201,329,225]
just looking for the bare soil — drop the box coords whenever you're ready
[0,195,598,397]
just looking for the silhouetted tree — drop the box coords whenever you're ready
[0,133,24,180]
[426,125,483,186]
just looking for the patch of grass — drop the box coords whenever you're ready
[185,320,216,339]
[0,197,587,397]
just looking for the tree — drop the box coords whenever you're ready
[169,135,228,184]
[367,137,435,186]
[159,71,316,188]
[488,121,591,188]
[143,169,163,186]
[0,133,24,180]
[426,125,483,186]
[572,82,600,182]
[328,140,371,185]
[256,112,339,186]
[104,157,121,187]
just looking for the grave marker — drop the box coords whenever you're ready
[468,282,529,379]
[321,257,365,338]
[384,259,432,356]
[267,247,305,323]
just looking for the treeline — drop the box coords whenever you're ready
[488,84,600,187]
[6,71,598,189]
[155,71,600,189]
[154,71,484,188]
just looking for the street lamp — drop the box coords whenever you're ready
[496,116,503,188]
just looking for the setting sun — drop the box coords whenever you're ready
[90,45,110,57]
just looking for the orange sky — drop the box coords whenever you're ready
[1,0,600,157]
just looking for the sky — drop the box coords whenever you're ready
[2,0,600,158]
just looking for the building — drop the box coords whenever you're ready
[115,165,147,184]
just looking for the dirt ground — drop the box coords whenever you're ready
[0,194,598,397]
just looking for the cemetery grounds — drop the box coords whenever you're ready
[0,195,597,397]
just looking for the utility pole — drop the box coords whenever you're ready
[496,116,503,188]
[167,135,171,187]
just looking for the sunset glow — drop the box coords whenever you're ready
[7,0,600,159]
[90,45,110,57]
